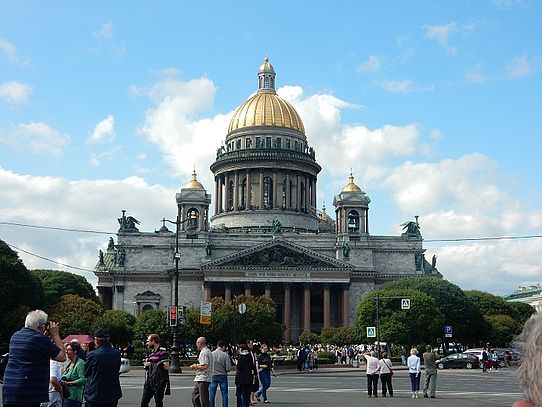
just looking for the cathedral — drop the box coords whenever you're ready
[94,58,438,343]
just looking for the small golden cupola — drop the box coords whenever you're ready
[342,173,362,193]
[184,169,204,189]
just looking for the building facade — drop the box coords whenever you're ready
[94,59,439,343]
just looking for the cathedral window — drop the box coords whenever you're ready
[294,140,299,151]
[263,176,273,209]
[266,137,272,148]
[348,210,360,232]
[228,180,234,210]
[300,182,305,208]
[246,138,252,148]
[281,178,287,208]
[286,139,291,149]
[256,137,262,148]
[187,208,199,229]
[236,140,241,150]
[276,137,282,148]
[264,76,270,88]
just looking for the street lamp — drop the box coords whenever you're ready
[163,212,198,373]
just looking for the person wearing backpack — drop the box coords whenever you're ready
[141,334,170,407]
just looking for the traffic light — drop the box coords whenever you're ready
[170,306,178,327]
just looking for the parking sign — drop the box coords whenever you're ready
[367,326,376,338]
[444,325,453,337]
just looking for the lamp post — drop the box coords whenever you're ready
[163,213,197,373]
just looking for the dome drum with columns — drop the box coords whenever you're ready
[93,58,440,343]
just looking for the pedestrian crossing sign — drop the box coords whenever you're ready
[367,326,376,338]
[401,298,411,310]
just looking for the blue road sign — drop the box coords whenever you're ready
[367,327,376,338]
[444,325,453,336]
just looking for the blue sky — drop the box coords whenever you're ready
[0,0,541,294]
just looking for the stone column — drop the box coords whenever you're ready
[264,283,272,297]
[246,171,251,208]
[244,282,252,297]
[296,173,301,211]
[233,172,239,210]
[342,283,350,326]
[224,283,232,303]
[259,172,264,209]
[273,171,278,208]
[204,282,211,301]
[218,175,223,213]
[224,174,230,211]
[323,283,331,329]
[214,177,219,215]
[303,283,311,332]
[305,176,310,211]
[285,172,291,209]
[283,283,291,343]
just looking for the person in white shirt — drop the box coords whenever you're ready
[40,360,63,407]
[190,337,213,407]
[407,348,421,398]
[378,352,394,397]
[363,351,380,398]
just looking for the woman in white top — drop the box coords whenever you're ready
[378,352,393,397]
[363,351,380,398]
[407,348,421,398]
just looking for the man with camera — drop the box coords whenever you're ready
[2,309,66,407]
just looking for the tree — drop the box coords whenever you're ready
[298,330,319,345]
[93,310,136,347]
[0,240,44,347]
[49,294,104,337]
[133,308,171,348]
[355,288,444,345]
[319,327,338,345]
[32,269,99,309]
[332,326,359,346]
[465,290,517,318]
[382,277,485,344]
[485,314,523,346]
[508,302,535,325]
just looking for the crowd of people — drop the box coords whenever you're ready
[3,308,542,407]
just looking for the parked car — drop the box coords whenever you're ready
[435,353,480,369]
[120,357,131,374]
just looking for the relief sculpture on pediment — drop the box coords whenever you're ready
[228,245,332,268]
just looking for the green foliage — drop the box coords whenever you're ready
[32,269,99,309]
[298,330,319,345]
[319,327,337,345]
[465,290,516,317]
[508,302,535,325]
[0,240,44,346]
[355,288,444,345]
[92,310,136,347]
[485,314,523,346]
[332,326,359,345]
[133,308,171,348]
[49,294,104,337]
[381,277,485,343]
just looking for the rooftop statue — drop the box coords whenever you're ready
[400,216,422,238]
[118,210,140,233]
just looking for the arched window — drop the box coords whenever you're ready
[241,178,247,209]
[187,208,199,229]
[281,178,287,208]
[263,176,273,209]
[228,180,234,210]
[348,210,360,232]
[142,304,154,313]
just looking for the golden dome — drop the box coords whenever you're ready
[342,173,362,193]
[184,169,204,189]
[228,92,305,133]
[227,58,305,134]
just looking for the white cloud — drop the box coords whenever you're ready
[425,22,458,55]
[0,168,175,286]
[136,73,230,189]
[89,145,123,167]
[491,0,525,10]
[0,38,30,66]
[507,54,531,78]
[0,122,70,156]
[88,115,116,143]
[465,63,488,83]
[0,81,33,104]
[382,80,413,93]
[93,22,114,39]
[358,55,381,73]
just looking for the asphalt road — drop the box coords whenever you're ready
[114,366,522,407]
[0,366,522,406]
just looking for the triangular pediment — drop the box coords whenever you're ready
[203,239,352,270]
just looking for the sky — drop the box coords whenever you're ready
[0,0,541,295]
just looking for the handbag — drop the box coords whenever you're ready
[383,359,394,376]
[60,382,71,399]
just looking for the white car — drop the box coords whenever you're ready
[120,357,131,374]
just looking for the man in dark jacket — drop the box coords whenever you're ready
[84,328,122,407]
[235,345,255,407]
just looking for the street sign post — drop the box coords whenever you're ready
[367,326,376,338]
[200,301,212,325]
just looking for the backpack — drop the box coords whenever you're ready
[0,353,8,383]
[147,361,169,393]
